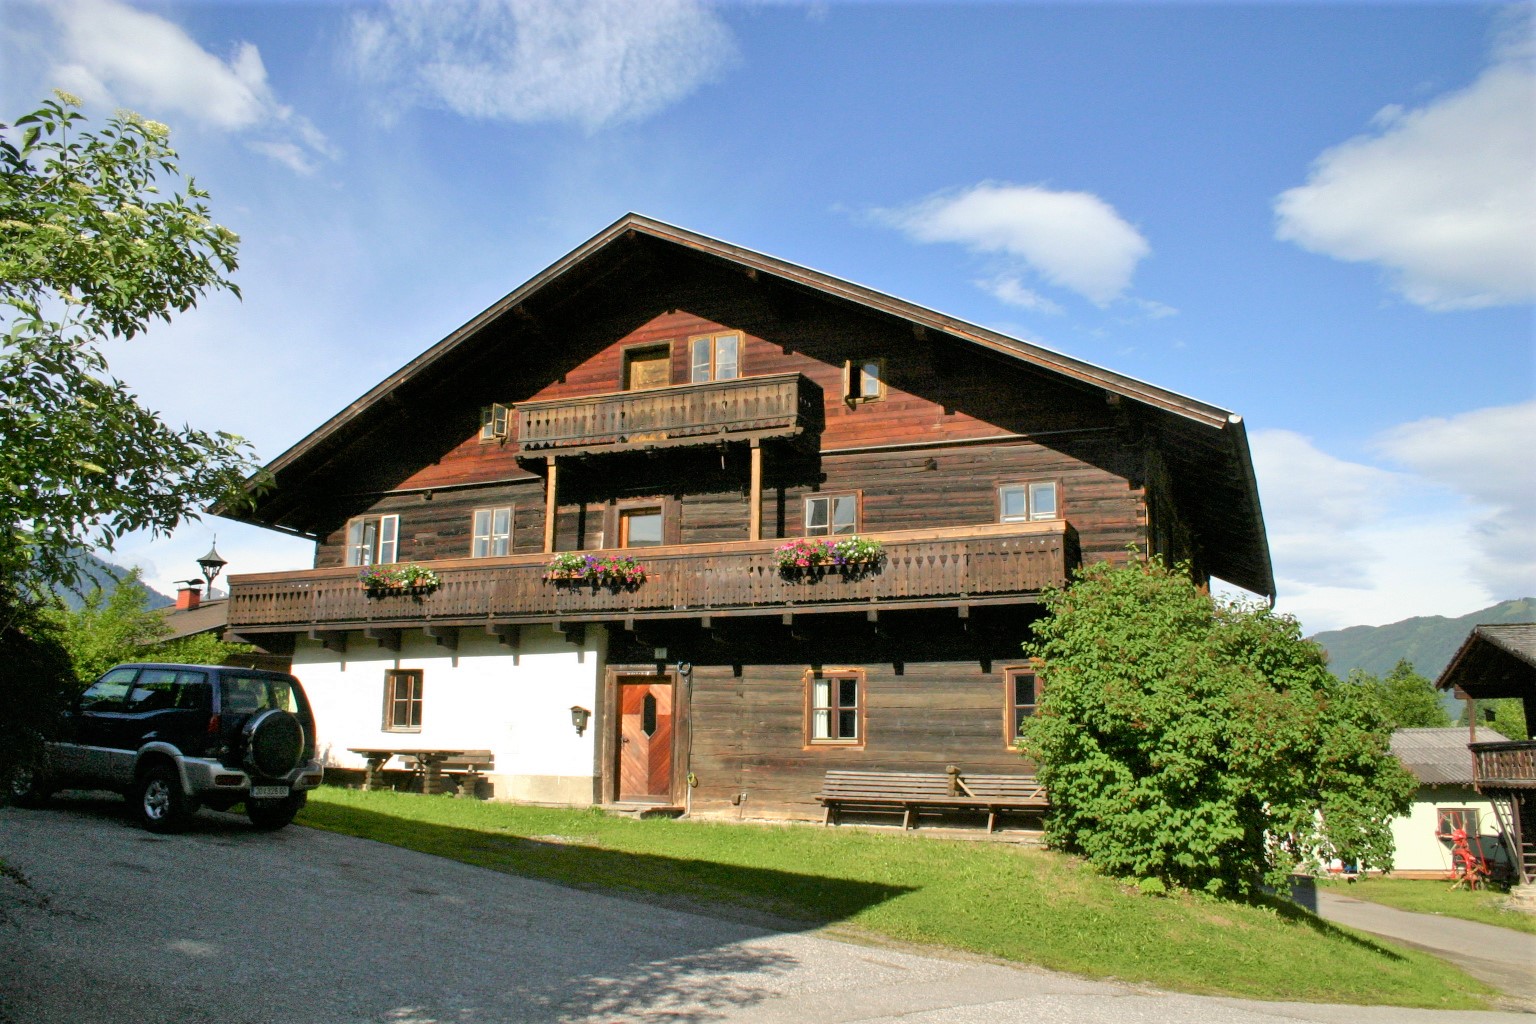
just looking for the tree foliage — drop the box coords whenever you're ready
[1345,659,1450,731]
[1459,697,1529,742]
[1022,557,1416,896]
[0,93,259,606]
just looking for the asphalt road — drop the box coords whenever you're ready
[0,795,1526,1024]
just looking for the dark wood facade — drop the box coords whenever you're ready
[224,215,1272,819]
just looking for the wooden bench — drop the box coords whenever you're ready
[816,767,1048,832]
[350,748,495,798]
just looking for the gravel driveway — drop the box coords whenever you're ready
[0,795,1523,1024]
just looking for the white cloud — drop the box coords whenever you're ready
[347,0,736,131]
[1274,42,1536,309]
[878,183,1151,306]
[977,275,1063,315]
[1372,401,1536,599]
[1252,407,1536,632]
[44,0,333,173]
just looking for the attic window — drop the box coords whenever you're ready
[480,403,510,441]
[690,333,741,383]
[844,359,884,403]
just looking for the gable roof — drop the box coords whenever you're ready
[1391,727,1508,786]
[228,213,1274,597]
[1437,623,1536,701]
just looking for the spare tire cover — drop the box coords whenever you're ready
[244,709,304,778]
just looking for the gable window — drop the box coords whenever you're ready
[805,494,858,536]
[471,507,513,557]
[690,332,741,383]
[623,344,672,391]
[480,403,510,441]
[345,514,399,566]
[999,481,1059,523]
[619,506,663,547]
[1005,666,1039,745]
[844,358,885,402]
[807,669,862,745]
[383,669,423,732]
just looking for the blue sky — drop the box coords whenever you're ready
[3,0,1532,634]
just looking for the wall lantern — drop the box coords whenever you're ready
[197,541,228,591]
[570,706,591,736]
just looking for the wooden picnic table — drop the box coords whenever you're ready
[348,748,494,797]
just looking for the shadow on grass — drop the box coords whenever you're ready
[300,799,916,932]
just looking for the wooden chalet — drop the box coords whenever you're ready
[222,213,1274,821]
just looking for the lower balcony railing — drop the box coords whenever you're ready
[1471,740,1536,789]
[226,520,1075,633]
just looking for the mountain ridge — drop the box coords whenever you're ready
[1310,598,1536,680]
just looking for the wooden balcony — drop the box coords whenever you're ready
[1472,741,1536,790]
[515,372,822,458]
[226,520,1075,635]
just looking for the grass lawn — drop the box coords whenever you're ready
[1320,876,1536,935]
[299,788,1493,1010]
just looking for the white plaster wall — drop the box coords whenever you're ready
[291,624,604,802]
[1390,785,1512,873]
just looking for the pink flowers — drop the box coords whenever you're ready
[544,552,648,585]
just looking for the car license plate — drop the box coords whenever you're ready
[249,786,289,800]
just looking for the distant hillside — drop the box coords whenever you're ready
[52,552,175,611]
[1311,598,1536,680]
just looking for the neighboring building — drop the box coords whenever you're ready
[1386,728,1513,879]
[1437,624,1536,886]
[222,214,1273,819]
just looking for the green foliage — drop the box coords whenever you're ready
[0,93,260,602]
[1458,697,1528,742]
[0,591,74,787]
[43,568,252,683]
[1345,659,1451,730]
[1022,557,1417,896]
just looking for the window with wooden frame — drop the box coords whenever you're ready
[804,493,858,536]
[689,332,741,383]
[345,514,399,566]
[383,669,423,733]
[998,481,1060,523]
[1436,807,1479,837]
[619,505,664,547]
[807,668,863,745]
[1005,666,1040,746]
[623,343,672,391]
[471,507,513,557]
[843,358,885,403]
[479,403,510,441]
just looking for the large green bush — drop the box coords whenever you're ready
[1022,557,1415,895]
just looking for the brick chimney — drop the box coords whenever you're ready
[175,584,202,611]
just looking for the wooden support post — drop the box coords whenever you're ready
[486,622,520,649]
[553,620,586,646]
[543,456,559,554]
[365,627,401,652]
[749,440,763,541]
[309,628,347,654]
[425,625,458,650]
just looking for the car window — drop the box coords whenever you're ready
[79,668,137,711]
[174,671,212,711]
[124,668,210,714]
[220,675,300,715]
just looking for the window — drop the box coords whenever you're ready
[808,669,862,744]
[690,332,741,383]
[79,667,137,711]
[805,494,858,536]
[623,344,671,391]
[620,506,663,547]
[345,514,399,566]
[480,403,510,441]
[999,481,1059,523]
[383,670,423,732]
[844,358,884,402]
[1437,808,1480,837]
[125,668,209,714]
[471,507,513,557]
[1005,667,1039,745]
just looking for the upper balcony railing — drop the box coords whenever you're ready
[1471,740,1536,790]
[515,372,822,458]
[226,520,1076,634]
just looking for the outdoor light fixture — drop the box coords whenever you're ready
[570,706,591,736]
[197,541,228,591]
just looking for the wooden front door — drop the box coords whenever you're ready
[618,676,673,802]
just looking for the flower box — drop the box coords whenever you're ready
[543,552,649,589]
[775,536,884,580]
[359,563,440,594]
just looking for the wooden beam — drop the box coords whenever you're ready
[552,620,586,646]
[425,624,459,650]
[485,623,520,649]
[308,628,347,654]
[749,440,763,541]
[543,456,559,554]
[364,627,401,652]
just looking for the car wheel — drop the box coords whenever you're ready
[7,766,53,808]
[133,765,192,833]
[246,790,306,831]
